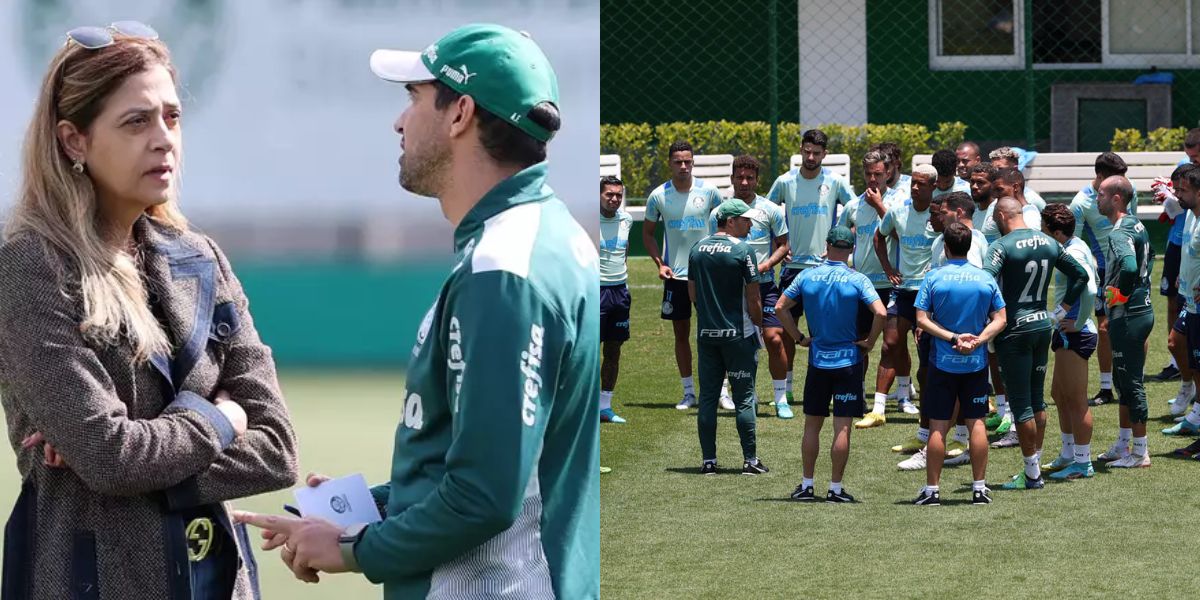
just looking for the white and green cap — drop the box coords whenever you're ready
[369,23,560,142]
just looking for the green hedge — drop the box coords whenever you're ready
[1111,127,1188,152]
[600,121,969,202]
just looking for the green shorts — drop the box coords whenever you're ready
[994,328,1051,424]
[1109,310,1154,424]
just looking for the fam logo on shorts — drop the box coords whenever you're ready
[662,299,674,315]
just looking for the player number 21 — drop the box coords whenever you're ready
[1020,259,1049,303]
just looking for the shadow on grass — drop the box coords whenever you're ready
[663,466,743,475]
[624,402,688,410]
[1155,449,1200,460]
[889,498,978,506]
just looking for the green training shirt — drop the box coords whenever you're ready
[706,195,788,283]
[983,227,1087,335]
[1103,214,1154,318]
[688,233,759,343]
[353,163,599,600]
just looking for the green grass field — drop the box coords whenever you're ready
[601,256,1194,599]
[0,370,402,598]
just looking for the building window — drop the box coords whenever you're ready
[928,0,1023,70]
[931,0,1200,69]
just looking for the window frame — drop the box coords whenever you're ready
[928,0,1024,70]
[1100,0,1198,67]
[929,0,1200,70]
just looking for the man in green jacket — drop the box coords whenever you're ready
[234,23,599,599]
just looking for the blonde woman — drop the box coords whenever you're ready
[0,22,298,599]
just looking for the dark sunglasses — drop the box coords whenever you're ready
[66,21,158,50]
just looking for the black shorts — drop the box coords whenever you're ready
[600,284,631,343]
[1175,308,1188,334]
[886,289,918,327]
[778,267,805,318]
[925,366,990,421]
[1187,312,1200,371]
[1161,242,1182,297]
[917,328,933,368]
[802,361,865,418]
[1051,328,1098,360]
[660,278,691,321]
[759,280,783,329]
[857,302,878,338]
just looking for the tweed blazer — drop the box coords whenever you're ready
[0,216,299,599]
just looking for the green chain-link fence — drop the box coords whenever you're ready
[602,0,1200,201]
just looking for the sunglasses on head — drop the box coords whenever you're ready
[65,21,158,50]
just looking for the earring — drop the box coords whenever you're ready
[72,158,85,174]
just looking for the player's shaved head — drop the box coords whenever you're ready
[1100,175,1134,206]
[993,196,1024,235]
[995,196,1022,217]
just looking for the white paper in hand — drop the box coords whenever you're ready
[293,474,382,527]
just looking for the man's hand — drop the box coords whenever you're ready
[658,264,675,280]
[757,262,772,275]
[955,333,980,354]
[855,338,875,353]
[796,333,811,348]
[886,269,903,288]
[21,432,65,468]
[233,510,349,583]
[865,186,884,211]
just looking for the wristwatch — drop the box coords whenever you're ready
[949,334,960,347]
[338,523,368,573]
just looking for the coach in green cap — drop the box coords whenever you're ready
[688,199,769,476]
[235,23,599,599]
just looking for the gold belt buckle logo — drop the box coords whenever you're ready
[185,517,214,562]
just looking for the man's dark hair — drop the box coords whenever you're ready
[942,191,975,217]
[1186,128,1200,149]
[944,222,972,257]
[991,167,1025,187]
[931,149,957,178]
[969,162,997,178]
[1184,165,1200,190]
[877,141,902,168]
[433,81,560,168]
[1094,152,1128,178]
[868,142,897,166]
[1172,162,1197,184]
[802,128,829,149]
[1042,203,1075,237]
[732,154,761,175]
[668,140,694,157]
[600,175,624,191]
